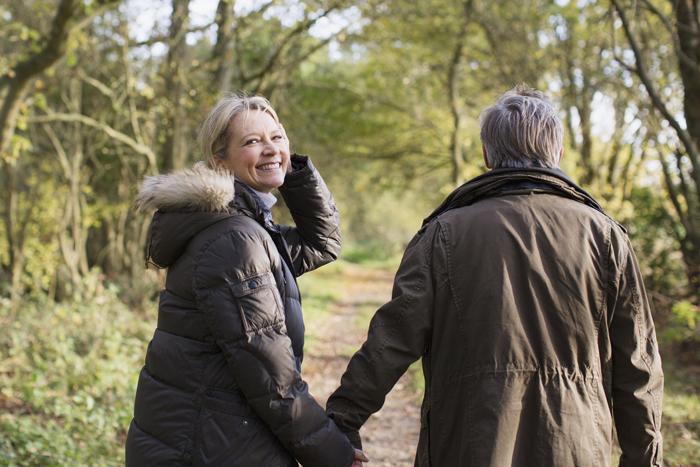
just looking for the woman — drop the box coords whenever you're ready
[126,94,366,467]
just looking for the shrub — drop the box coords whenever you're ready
[0,271,153,465]
[662,300,700,346]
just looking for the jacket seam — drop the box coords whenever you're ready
[437,222,467,322]
[192,226,269,300]
[591,219,614,466]
[442,364,594,382]
[161,287,196,303]
[434,221,474,465]
[130,418,186,459]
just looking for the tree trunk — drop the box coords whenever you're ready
[447,1,471,186]
[160,0,191,172]
[212,0,236,93]
[673,0,700,297]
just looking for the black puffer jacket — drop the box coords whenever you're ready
[126,155,354,467]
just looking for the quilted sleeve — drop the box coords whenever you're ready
[193,228,354,467]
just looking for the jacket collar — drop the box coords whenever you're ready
[423,167,610,227]
[136,161,236,212]
[232,180,274,227]
[136,162,237,268]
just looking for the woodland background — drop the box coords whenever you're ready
[0,0,698,465]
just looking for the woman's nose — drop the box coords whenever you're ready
[261,139,278,156]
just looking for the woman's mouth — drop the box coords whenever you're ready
[256,162,281,171]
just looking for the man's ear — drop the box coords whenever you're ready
[482,145,492,169]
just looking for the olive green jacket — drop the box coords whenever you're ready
[327,168,663,467]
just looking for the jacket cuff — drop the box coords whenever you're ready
[282,154,315,188]
[345,429,362,450]
[327,411,363,449]
[292,418,356,467]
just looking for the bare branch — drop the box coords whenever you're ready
[130,22,216,47]
[639,0,700,74]
[235,0,278,29]
[253,26,351,94]
[29,113,157,169]
[77,71,114,99]
[118,21,145,145]
[611,0,700,190]
[640,0,674,32]
[42,123,71,177]
[675,149,697,225]
[243,5,340,85]
[659,147,690,231]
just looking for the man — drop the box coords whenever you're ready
[327,85,663,466]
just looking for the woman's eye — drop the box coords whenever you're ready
[272,134,284,141]
[244,138,259,145]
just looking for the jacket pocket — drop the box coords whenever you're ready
[197,409,292,467]
[196,392,294,467]
[229,272,285,332]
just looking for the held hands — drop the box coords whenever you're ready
[351,449,370,467]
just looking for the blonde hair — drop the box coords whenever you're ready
[199,92,280,167]
[480,84,563,169]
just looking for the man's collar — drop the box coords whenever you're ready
[422,166,608,228]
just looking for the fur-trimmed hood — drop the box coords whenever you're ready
[137,162,238,268]
[136,162,236,213]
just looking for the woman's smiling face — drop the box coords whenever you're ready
[222,109,290,192]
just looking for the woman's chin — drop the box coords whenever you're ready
[252,174,285,192]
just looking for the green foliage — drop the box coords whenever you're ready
[0,272,153,466]
[625,187,687,297]
[298,261,346,323]
[336,189,434,262]
[296,260,345,348]
[662,300,700,345]
[661,359,700,466]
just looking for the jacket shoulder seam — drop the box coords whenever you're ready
[191,225,273,297]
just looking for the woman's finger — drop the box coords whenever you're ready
[354,449,370,462]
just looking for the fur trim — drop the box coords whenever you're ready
[136,162,235,212]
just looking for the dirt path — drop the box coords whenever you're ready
[303,264,421,467]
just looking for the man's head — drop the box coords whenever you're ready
[480,85,563,169]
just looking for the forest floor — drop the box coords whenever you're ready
[301,262,422,467]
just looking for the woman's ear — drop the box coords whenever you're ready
[210,153,227,171]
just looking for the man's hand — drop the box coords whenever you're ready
[351,449,369,466]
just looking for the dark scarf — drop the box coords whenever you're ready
[233,181,275,228]
[422,167,616,228]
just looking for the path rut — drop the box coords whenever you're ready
[303,264,421,467]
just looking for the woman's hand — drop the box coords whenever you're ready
[351,449,369,466]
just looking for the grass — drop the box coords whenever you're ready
[661,352,700,466]
[297,260,348,352]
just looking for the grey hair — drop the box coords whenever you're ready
[198,92,280,167]
[479,85,563,169]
